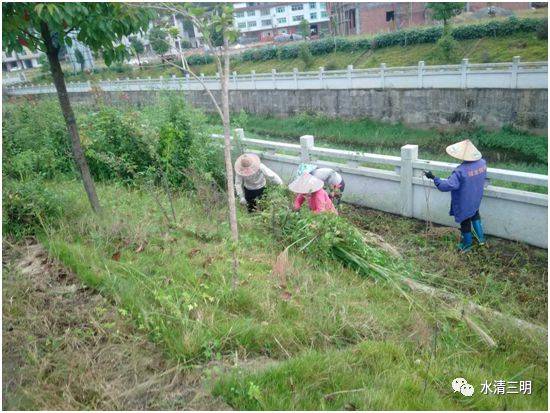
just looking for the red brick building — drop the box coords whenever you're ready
[327,2,532,36]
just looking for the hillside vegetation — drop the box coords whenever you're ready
[26,16,548,84]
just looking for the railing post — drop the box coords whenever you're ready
[400,144,418,218]
[159,76,163,92]
[233,70,238,89]
[319,66,325,89]
[380,63,386,89]
[461,58,468,89]
[511,56,520,89]
[185,73,190,89]
[347,65,353,88]
[293,68,299,89]
[251,70,256,89]
[418,60,424,88]
[300,135,315,162]
[272,68,277,89]
[234,127,245,153]
[87,80,91,91]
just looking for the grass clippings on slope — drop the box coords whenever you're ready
[31,179,548,410]
[1,240,230,410]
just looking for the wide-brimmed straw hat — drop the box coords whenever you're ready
[235,153,261,177]
[445,139,482,161]
[288,172,324,194]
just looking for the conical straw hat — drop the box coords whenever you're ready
[288,172,324,194]
[445,139,482,161]
[235,153,260,176]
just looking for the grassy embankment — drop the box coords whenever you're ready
[3,98,547,409]
[28,180,548,410]
[27,30,547,84]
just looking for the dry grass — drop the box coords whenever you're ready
[2,240,231,410]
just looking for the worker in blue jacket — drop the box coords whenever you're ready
[424,139,487,253]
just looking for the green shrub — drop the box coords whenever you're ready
[298,42,314,69]
[536,22,547,40]
[227,17,547,64]
[82,106,156,182]
[2,99,74,179]
[324,60,339,71]
[3,178,66,237]
[277,43,300,60]
[157,95,225,188]
[436,33,459,62]
[187,54,214,66]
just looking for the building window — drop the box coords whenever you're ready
[309,2,316,8]
[292,15,304,22]
[235,11,245,18]
[247,20,257,27]
[277,17,287,24]
[386,11,395,21]
[276,6,285,13]
[260,8,270,16]
[320,3,326,10]
[320,11,328,18]
[247,10,256,17]
[262,19,272,26]
[238,22,246,28]
[310,12,317,20]
[291,4,303,11]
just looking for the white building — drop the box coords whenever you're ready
[233,2,329,42]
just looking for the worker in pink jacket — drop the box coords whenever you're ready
[289,173,338,214]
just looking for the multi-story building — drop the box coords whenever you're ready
[328,2,532,36]
[2,48,43,71]
[233,2,330,42]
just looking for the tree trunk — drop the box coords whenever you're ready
[40,22,101,213]
[221,33,239,284]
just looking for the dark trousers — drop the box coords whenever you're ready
[244,186,265,212]
[460,210,481,233]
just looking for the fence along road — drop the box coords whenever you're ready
[5,57,548,95]
[212,130,548,249]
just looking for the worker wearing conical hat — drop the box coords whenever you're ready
[235,153,283,212]
[289,172,337,214]
[424,139,487,252]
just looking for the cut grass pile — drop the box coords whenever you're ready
[28,179,547,410]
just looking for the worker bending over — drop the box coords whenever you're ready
[289,172,337,214]
[296,164,346,207]
[234,153,283,212]
[424,139,487,253]
[311,167,346,207]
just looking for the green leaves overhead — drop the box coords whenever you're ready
[2,2,154,65]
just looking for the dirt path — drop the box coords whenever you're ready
[2,240,231,410]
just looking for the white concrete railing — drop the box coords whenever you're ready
[5,58,547,95]
[211,130,548,248]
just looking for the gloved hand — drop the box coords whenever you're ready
[424,170,435,180]
[239,197,247,205]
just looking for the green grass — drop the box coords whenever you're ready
[28,32,547,85]
[29,179,547,410]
